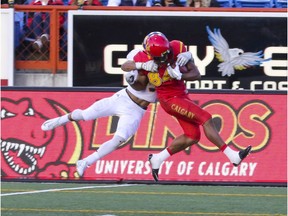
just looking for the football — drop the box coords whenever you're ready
[179,65,189,74]
[170,63,189,74]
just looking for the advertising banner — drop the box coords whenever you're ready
[68,11,287,90]
[1,88,287,184]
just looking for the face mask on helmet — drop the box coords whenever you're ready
[143,32,170,63]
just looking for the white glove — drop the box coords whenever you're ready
[176,52,193,66]
[135,60,158,72]
[125,70,138,85]
[167,64,182,80]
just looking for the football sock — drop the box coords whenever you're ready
[84,135,125,166]
[150,148,171,169]
[221,145,241,164]
[84,151,100,166]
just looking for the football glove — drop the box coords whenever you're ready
[176,52,193,67]
[135,60,158,72]
[125,70,138,85]
[167,64,182,80]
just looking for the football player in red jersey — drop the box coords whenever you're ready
[121,31,252,182]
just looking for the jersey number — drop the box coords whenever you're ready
[147,71,171,87]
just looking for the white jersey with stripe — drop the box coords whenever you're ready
[127,82,156,103]
[126,49,157,103]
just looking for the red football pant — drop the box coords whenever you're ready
[159,95,212,141]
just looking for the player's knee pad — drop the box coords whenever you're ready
[71,109,84,121]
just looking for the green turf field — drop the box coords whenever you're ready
[1,182,287,216]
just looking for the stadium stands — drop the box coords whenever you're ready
[215,0,234,7]
[234,0,274,7]
[216,0,287,6]
[274,0,287,7]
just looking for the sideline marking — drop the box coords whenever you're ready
[1,184,135,197]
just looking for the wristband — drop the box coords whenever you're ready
[135,62,143,70]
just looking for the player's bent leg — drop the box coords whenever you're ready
[41,109,85,131]
[203,119,252,166]
[149,135,197,182]
[96,135,126,159]
[76,135,126,177]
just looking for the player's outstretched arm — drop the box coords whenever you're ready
[121,60,137,72]
[121,60,158,72]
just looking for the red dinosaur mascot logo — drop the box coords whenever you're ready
[1,97,82,180]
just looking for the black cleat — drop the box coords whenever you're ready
[233,145,252,167]
[148,154,159,182]
[151,169,159,182]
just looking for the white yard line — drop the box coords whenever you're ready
[1,184,135,197]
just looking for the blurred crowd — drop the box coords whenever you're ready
[1,0,219,60]
[1,0,219,7]
[1,0,220,61]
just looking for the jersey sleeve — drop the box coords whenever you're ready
[127,49,142,60]
[132,51,152,75]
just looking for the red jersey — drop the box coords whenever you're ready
[134,40,188,100]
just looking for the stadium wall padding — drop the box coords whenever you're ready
[1,87,287,185]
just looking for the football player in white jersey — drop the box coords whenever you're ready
[41,50,158,177]
[41,48,192,177]
[41,70,156,177]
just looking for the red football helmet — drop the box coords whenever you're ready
[143,32,170,63]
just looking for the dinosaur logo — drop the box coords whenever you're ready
[1,97,82,179]
[206,26,270,77]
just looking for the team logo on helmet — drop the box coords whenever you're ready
[143,31,165,50]
[143,31,170,64]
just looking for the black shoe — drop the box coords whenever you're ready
[148,154,159,182]
[233,145,252,167]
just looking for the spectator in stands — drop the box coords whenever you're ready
[107,0,150,6]
[186,0,208,7]
[1,0,26,5]
[186,0,219,7]
[26,0,65,52]
[151,0,218,6]
[69,0,102,6]
[152,0,185,6]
